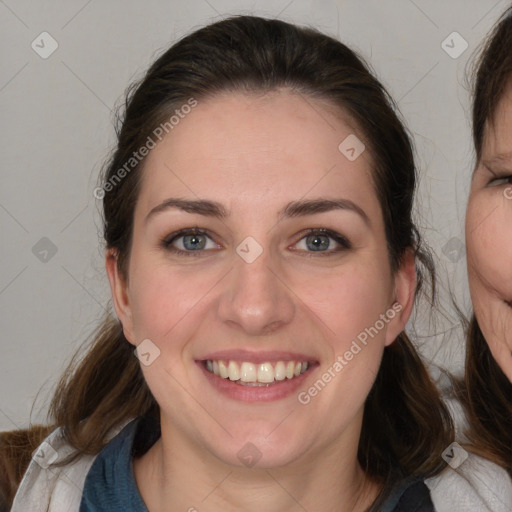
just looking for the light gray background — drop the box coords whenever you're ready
[1,0,509,430]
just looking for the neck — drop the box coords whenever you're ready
[134,417,382,512]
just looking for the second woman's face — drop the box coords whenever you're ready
[108,90,414,469]
[466,87,512,381]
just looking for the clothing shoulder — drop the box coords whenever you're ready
[376,478,434,512]
[427,396,511,512]
[80,418,150,512]
[11,423,127,512]
[426,453,512,512]
[425,392,512,512]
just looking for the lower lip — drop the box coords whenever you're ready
[197,362,314,402]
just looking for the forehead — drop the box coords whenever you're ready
[136,90,380,219]
[484,86,512,153]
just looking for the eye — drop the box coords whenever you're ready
[162,228,221,256]
[292,229,351,255]
[488,175,512,187]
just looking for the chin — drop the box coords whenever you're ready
[218,443,305,470]
[204,424,313,470]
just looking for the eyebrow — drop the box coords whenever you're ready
[278,198,369,225]
[145,197,369,225]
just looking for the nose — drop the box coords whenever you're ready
[217,248,296,336]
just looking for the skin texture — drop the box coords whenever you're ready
[466,87,512,383]
[106,90,416,512]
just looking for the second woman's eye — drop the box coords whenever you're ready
[488,174,512,187]
[292,229,351,255]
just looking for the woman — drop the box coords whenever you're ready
[463,7,512,474]
[10,15,453,511]
[426,9,512,512]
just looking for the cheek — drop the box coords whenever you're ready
[466,194,512,293]
[299,262,393,352]
[466,194,512,374]
[296,267,392,437]
[127,257,220,343]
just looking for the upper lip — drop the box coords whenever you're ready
[198,349,318,364]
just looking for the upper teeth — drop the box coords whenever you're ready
[205,360,309,384]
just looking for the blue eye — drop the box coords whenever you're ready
[305,234,330,251]
[180,233,207,250]
[163,229,220,256]
[294,229,351,254]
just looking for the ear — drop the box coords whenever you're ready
[384,248,417,346]
[105,249,136,345]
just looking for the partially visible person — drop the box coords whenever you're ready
[427,7,512,512]
[464,4,512,472]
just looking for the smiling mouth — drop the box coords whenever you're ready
[204,359,312,386]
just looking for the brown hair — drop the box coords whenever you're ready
[0,426,53,507]
[472,7,512,161]
[6,15,453,505]
[459,318,512,473]
[460,7,512,475]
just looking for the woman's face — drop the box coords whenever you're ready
[108,90,415,468]
[466,87,512,382]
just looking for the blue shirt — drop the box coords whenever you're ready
[80,417,434,511]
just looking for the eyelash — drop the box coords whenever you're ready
[161,228,352,257]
